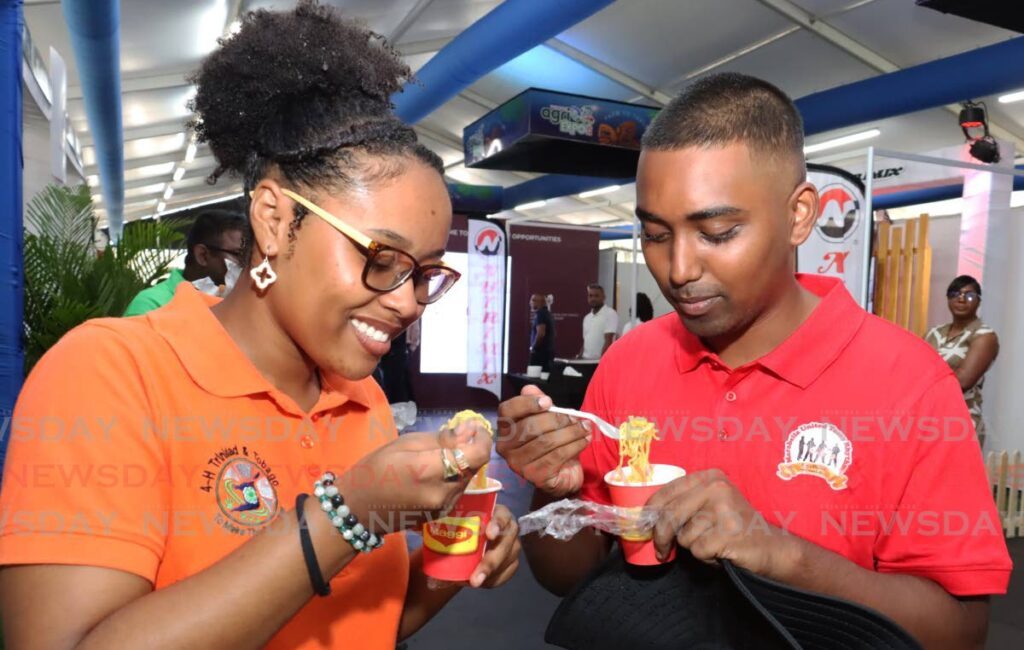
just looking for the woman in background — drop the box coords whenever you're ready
[620,291,654,336]
[925,275,999,448]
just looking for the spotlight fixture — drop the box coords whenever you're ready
[958,101,1000,164]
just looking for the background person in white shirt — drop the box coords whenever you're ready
[579,283,618,359]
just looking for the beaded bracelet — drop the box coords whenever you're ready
[314,472,384,554]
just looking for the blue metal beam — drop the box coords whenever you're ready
[796,37,1024,136]
[393,0,615,124]
[61,0,123,239]
[0,0,23,475]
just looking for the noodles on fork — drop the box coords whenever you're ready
[615,416,659,484]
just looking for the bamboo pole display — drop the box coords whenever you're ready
[911,214,930,336]
[898,219,916,330]
[874,221,890,316]
[883,226,901,322]
[871,215,931,333]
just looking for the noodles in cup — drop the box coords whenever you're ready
[615,416,659,484]
[443,410,494,489]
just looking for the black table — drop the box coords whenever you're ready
[508,360,599,409]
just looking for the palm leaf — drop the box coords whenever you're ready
[22,184,182,374]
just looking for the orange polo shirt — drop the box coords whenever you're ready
[0,284,409,649]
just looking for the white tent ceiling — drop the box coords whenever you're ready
[21,0,1024,228]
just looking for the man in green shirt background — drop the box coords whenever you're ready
[124,209,247,316]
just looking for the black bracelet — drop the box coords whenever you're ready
[295,493,331,597]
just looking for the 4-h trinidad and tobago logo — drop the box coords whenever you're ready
[777,422,853,491]
[473,226,503,256]
[215,457,279,527]
[815,181,861,243]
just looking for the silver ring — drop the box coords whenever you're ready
[451,447,471,473]
[440,448,460,482]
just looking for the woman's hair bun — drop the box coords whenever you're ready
[188,0,415,182]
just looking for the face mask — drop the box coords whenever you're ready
[223,257,242,294]
[191,257,243,297]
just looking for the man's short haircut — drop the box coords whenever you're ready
[642,72,806,179]
[587,283,604,293]
[185,209,248,264]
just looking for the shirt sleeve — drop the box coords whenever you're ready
[602,309,619,335]
[872,373,1011,596]
[0,322,169,582]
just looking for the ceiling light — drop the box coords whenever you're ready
[958,101,1000,164]
[959,103,987,133]
[578,185,621,199]
[173,167,185,182]
[998,89,1024,104]
[184,142,197,163]
[514,200,547,211]
[163,186,174,201]
[129,104,147,127]
[803,129,881,154]
[156,201,166,213]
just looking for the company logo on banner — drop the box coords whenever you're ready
[799,165,869,306]
[467,221,506,399]
[816,183,861,242]
[473,228,503,256]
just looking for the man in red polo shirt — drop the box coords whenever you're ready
[497,72,1011,648]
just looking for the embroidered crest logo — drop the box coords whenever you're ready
[777,422,852,490]
[215,457,280,527]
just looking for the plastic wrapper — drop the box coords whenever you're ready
[424,499,658,590]
[516,498,662,540]
[389,401,417,432]
[424,499,661,590]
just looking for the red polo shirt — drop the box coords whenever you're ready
[579,274,1011,596]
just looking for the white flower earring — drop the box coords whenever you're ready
[250,255,277,290]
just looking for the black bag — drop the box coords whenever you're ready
[545,546,922,650]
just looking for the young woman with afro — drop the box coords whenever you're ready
[0,3,520,648]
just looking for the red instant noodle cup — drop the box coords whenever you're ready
[422,477,503,581]
[604,464,686,565]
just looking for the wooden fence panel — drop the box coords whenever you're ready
[872,215,931,335]
[987,450,1023,539]
[911,215,930,336]
[898,219,916,329]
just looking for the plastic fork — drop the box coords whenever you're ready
[548,406,620,439]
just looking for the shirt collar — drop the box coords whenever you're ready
[147,283,372,409]
[164,268,186,290]
[674,274,865,388]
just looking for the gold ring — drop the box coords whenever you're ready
[440,448,460,481]
[451,447,471,473]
